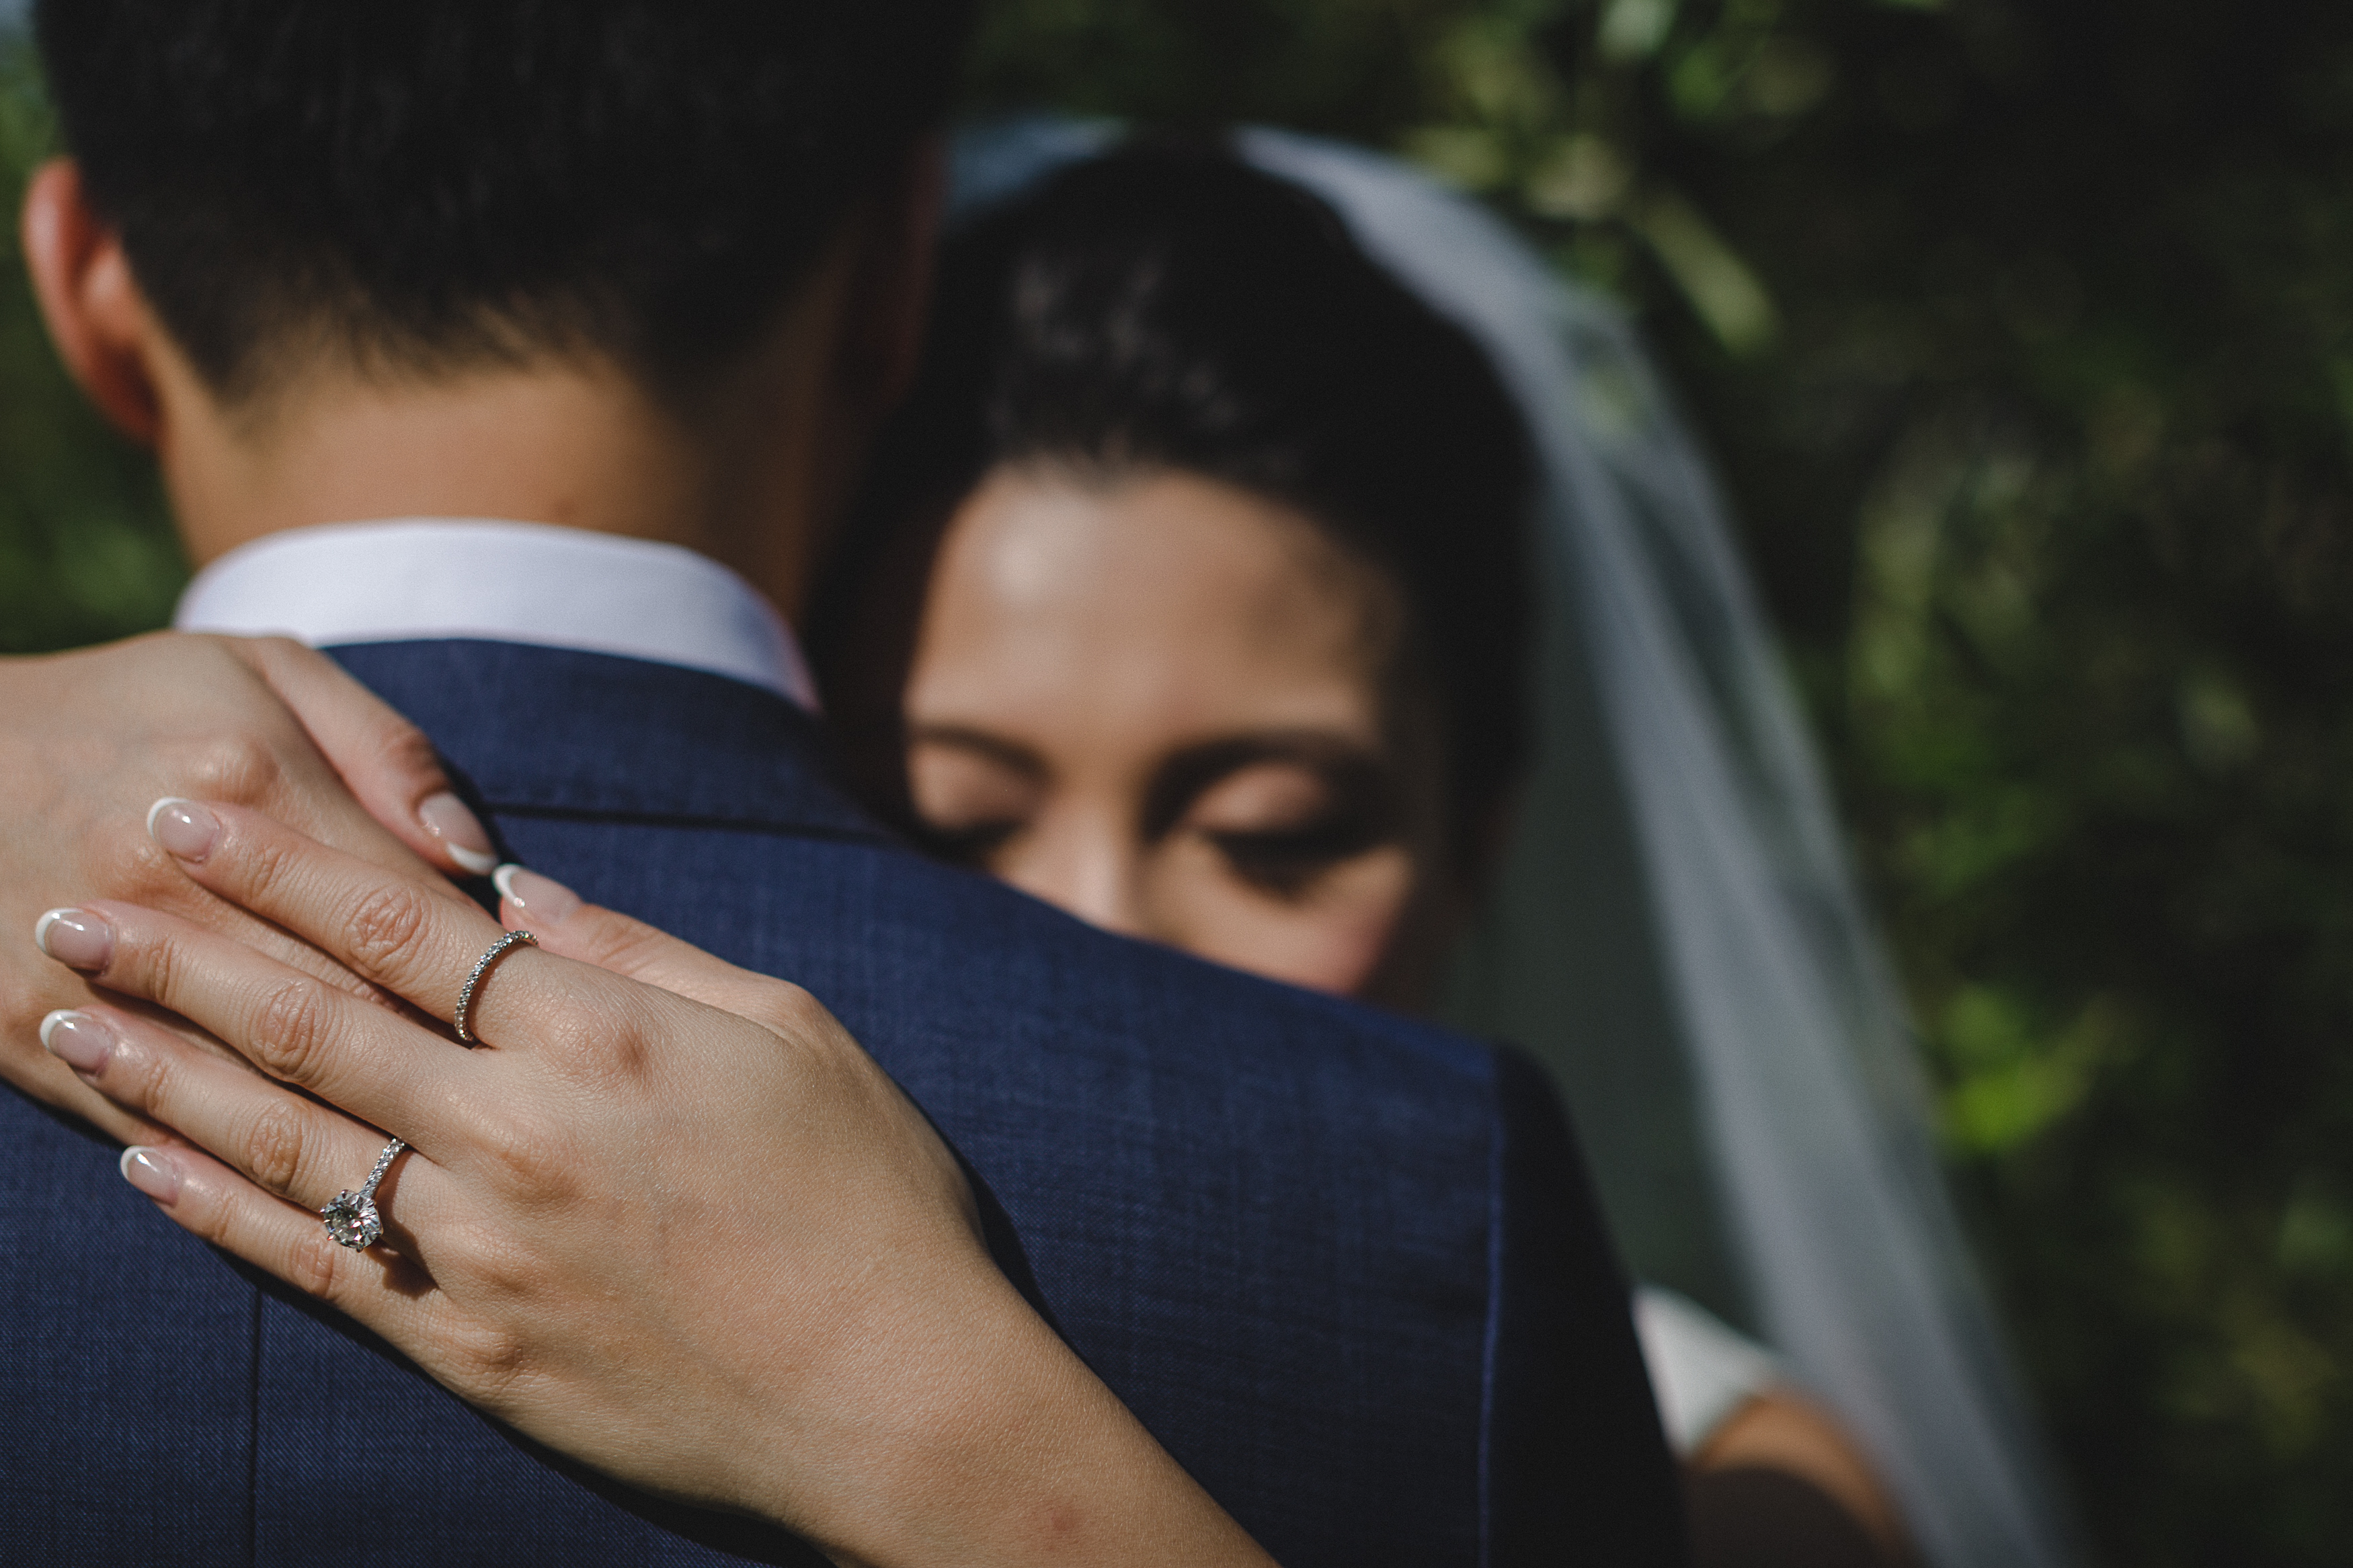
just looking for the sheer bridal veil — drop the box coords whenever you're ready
[951,119,2076,1568]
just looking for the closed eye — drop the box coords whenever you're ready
[904,724,1045,869]
[1210,813,1388,899]
[916,817,1023,867]
[1154,733,1399,900]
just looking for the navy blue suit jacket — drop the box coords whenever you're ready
[0,641,1681,1565]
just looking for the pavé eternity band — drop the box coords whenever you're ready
[454,929,539,1045]
[321,1137,407,1250]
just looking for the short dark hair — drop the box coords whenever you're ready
[816,142,1536,863]
[34,0,975,401]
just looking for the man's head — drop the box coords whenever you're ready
[23,0,974,606]
[36,0,971,405]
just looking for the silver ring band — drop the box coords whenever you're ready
[454,929,538,1044]
[321,1136,407,1250]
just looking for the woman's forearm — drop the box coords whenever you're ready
[770,1265,1273,1567]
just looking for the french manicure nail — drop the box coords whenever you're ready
[420,791,497,876]
[40,1009,114,1075]
[493,863,580,925]
[147,796,221,863]
[119,1146,181,1204]
[33,907,114,972]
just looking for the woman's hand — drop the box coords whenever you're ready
[35,800,1271,1568]
[1,632,495,1142]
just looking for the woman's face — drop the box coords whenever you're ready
[900,464,1455,1004]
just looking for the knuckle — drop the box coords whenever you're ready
[182,731,284,807]
[112,1029,189,1115]
[132,921,184,1008]
[540,992,642,1076]
[750,978,825,1036]
[602,1012,664,1086]
[432,1216,514,1285]
[475,1114,579,1201]
[343,882,433,975]
[239,1098,311,1196]
[442,1221,542,1305]
[374,719,442,782]
[227,825,303,905]
[184,1185,243,1250]
[597,1027,653,1083]
[530,997,602,1062]
[250,977,337,1082]
[438,1314,530,1403]
[245,634,310,669]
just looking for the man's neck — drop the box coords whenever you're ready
[169,366,695,543]
[149,242,863,628]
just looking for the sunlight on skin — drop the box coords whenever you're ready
[904,462,1909,1555]
[1699,1395,1909,1558]
[902,464,1449,1002]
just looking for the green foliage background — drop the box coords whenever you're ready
[0,42,177,651]
[6,2,2351,1559]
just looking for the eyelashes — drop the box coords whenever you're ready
[904,731,1405,899]
[914,817,1022,867]
[1207,811,1388,899]
[917,810,1390,901]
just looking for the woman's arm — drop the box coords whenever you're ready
[1693,1392,1911,1565]
[34,796,1272,1567]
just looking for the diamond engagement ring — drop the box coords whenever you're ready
[454,929,538,1044]
[321,1137,407,1250]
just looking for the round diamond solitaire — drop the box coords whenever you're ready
[321,1137,407,1251]
[321,1190,383,1249]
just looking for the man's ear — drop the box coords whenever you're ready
[21,158,165,444]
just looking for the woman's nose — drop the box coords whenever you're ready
[1005,818,1150,940]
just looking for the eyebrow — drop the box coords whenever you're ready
[1142,731,1392,844]
[906,723,1394,841]
[906,723,1049,782]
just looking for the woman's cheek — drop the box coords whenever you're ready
[1166,848,1417,1000]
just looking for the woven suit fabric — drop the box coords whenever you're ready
[0,639,1681,1566]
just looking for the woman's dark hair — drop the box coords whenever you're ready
[813,140,1535,866]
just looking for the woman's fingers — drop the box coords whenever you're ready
[43,1003,446,1229]
[225,636,498,878]
[494,863,806,1022]
[140,798,547,1040]
[114,1138,436,1339]
[36,899,464,1145]
[0,634,461,1146]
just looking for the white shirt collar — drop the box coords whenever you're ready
[173,518,820,710]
